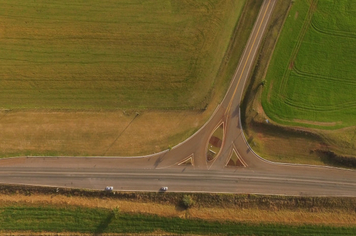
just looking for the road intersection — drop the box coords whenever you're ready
[1,0,356,196]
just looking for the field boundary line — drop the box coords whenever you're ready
[293,66,356,85]
[311,21,356,39]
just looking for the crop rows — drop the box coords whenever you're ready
[262,0,356,129]
[0,0,245,110]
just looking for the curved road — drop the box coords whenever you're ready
[1,0,356,196]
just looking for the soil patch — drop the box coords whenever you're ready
[209,136,222,148]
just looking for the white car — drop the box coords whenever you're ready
[105,186,114,191]
[160,186,168,191]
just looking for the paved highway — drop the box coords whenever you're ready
[1,0,356,196]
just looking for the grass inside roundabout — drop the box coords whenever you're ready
[262,0,356,129]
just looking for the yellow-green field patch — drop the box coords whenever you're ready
[0,0,245,110]
[0,110,206,157]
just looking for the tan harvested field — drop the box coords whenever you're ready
[0,109,211,157]
[2,193,356,226]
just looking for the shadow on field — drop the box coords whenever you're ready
[95,212,114,234]
[318,150,356,169]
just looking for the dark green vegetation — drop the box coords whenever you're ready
[262,0,356,129]
[181,194,195,209]
[0,0,245,110]
[0,205,355,235]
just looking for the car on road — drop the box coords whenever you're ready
[105,186,114,191]
[160,186,168,192]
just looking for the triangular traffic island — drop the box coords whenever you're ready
[226,149,247,167]
[207,122,224,162]
[178,155,194,166]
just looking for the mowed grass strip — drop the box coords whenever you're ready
[262,0,356,129]
[0,0,245,110]
[1,205,356,235]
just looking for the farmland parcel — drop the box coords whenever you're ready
[0,0,245,110]
[0,0,251,157]
[262,0,356,129]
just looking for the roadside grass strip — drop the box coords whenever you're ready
[1,206,356,235]
[262,0,356,129]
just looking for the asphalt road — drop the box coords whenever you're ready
[1,0,356,196]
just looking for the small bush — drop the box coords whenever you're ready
[181,195,195,209]
[113,206,120,219]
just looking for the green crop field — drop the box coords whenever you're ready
[262,0,356,129]
[0,0,245,110]
[1,206,356,235]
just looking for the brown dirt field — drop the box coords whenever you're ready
[1,193,356,227]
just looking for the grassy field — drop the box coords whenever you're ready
[1,185,356,235]
[261,0,356,129]
[1,205,356,235]
[3,185,356,226]
[242,0,356,165]
[0,0,245,110]
[0,0,266,158]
